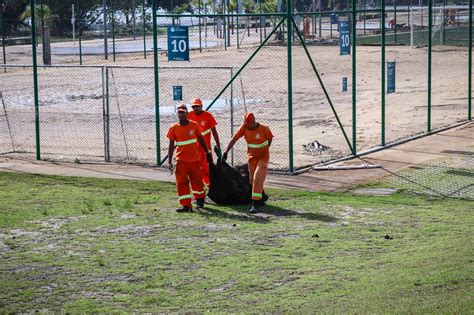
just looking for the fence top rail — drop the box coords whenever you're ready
[0,64,105,69]
[0,64,235,71]
[107,65,234,70]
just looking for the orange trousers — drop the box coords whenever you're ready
[248,156,269,201]
[175,160,206,207]
[199,149,210,187]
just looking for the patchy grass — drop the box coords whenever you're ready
[0,171,473,313]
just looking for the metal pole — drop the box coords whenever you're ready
[410,6,414,48]
[31,0,41,160]
[103,0,108,60]
[259,0,263,44]
[40,0,45,61]
[227,0,231,47]
[142,0,146,59]
[152,0,161,165]
[318,2,322,37]
[237,1,239,49]
[381,0,386,146]
[223,1,227,50]
[111,0,116,62]
[77,0,82,65]
[230,68,234,165]
[469,0,472,120]
[394,0,397,43]
[287,0,294,173]
[363,0,366,35]
[442,0,446,45]
[132,0,136,40]
[199,0,202,52]
[352,0,357,155]
[0,0,6,66]
[103,67,110,162]
[428,0,432,132]
[72,4,75,46]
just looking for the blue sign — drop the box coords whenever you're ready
[342,77,348,92]
[331,14,338,24]
[167,25,189,62]
[387,62,396,93]
[173,85,183,101]
[339,21,350,56]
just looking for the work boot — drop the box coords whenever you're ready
[196,198,205,209]
[176,206,193,213]
[249,201,259,214]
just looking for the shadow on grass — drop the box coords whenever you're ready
[198,203,338,224]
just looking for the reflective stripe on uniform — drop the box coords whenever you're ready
[178,194,193,201]
[201,129,211,136]
[176,138,197,146]
[252,192,263,198]
[247,140,269,149]
[192,190,205,195]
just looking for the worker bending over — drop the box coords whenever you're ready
[223,112,273,213]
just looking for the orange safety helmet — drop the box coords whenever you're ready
[191,98,203,107]
[243,112,256,125]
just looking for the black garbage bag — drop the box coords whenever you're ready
[207,147,269,205]
[208,160,251,205]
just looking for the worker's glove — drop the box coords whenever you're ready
[168,163,174,175]
[222,152,228,162]
[206,152,213,163]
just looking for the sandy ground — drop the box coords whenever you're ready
[0,21,471,171]
[1,121,472,193]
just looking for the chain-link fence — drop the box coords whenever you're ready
[0,0,472,173]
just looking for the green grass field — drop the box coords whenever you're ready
[0,171,473,313]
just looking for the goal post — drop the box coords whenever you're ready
[410,5,471,48]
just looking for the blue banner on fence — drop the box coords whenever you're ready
[342,77,348,92]
[167,25,189,62]
[339,21,350,55]
[173,85,183,101]
[387,62,396,94]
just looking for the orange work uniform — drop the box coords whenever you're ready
[233,123,273,201]
[167,121,206,207]
[188,110,218,186]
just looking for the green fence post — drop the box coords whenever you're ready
[469,0,472,120]
[40,0,45,63]
[111,0,116,62]
[381,0,386,146]
[394,0,397,44]
[351,0,357,155]
[0,0,6,66]
[199,0,202,52]
[142,0,147,59]
[287,0,294,174]
[152,0,161,165]
[428,0,432,132]
[77,0,82,65]
[31,0,40,160]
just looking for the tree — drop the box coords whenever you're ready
[2,0,28,35]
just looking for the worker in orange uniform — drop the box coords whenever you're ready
[188,98,221,188]
[222,112,273,213]
[168,104,212,213]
